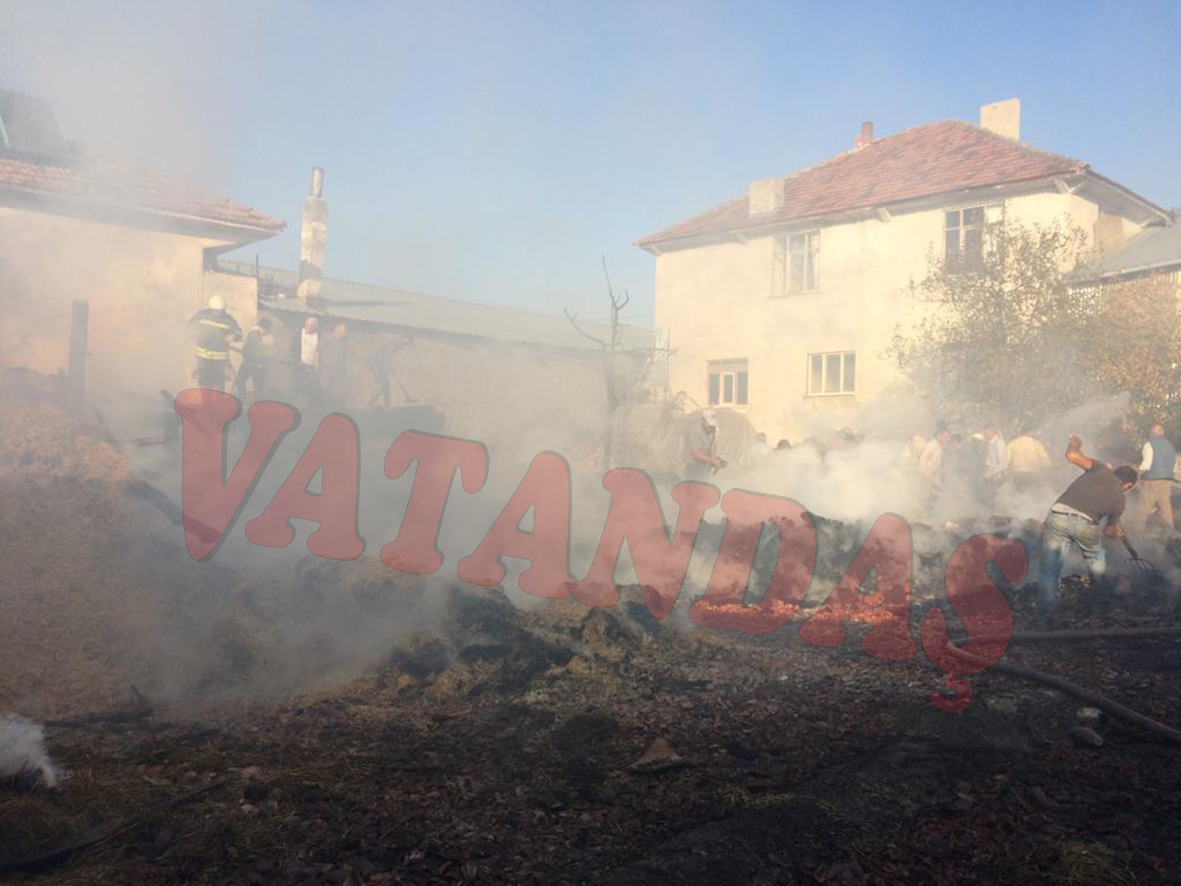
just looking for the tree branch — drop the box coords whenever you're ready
[563,308,608,348]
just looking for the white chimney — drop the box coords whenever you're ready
[298,167,327,305]
[749,178,783,215]
[980,98,1020,140]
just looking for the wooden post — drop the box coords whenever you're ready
[67,299,88,406]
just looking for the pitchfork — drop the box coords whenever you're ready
[1120,533,1161,579]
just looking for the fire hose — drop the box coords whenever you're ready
[935,635,1181,744]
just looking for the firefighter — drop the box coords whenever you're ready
[189,295,242,393]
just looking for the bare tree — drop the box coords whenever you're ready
[565,257,666,466]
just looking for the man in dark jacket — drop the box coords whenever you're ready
[1036,435,1138,622]
[235,318,274,400]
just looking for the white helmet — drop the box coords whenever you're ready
[206,295,227,312]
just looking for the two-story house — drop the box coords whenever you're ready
[637,99,1168,441]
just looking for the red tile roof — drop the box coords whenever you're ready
[637,120,1087,247]
[0,152,284,234]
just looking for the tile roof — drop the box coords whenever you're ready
[637,120,1087,247]
[0,152,283,234]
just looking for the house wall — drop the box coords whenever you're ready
[0,204,254,396]
[653,189,1109,441]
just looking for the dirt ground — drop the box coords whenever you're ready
[2,374,1180,884]
[2,574,1180,886]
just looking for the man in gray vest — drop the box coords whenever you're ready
[1132,424,1177,533]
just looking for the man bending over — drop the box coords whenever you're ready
[1037,435,1137,623]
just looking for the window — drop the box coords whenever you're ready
[807,351,855,396]
[789,231,819,293]
[708,359,749,406]
[773,230,820,295]
[944,203,1002,271]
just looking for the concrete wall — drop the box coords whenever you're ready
[0,204,255,396]
[653,189,1115,441]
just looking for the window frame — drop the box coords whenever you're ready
[805,350,856,397]
[773,229,821,296]
[789,230,820,294]
[707,358,749,407]
[944,202,1003,272]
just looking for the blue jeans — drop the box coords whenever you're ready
[1037,511,1106,618]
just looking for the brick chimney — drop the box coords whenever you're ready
[980,98,1020,140]
[298,167,327,305]
[855,121,874,149]
[749,178,783,215]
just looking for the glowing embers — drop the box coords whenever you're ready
[173,389,1024,711]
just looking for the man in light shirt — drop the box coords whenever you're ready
[918,424,950,515]
[905,431,926,465]
[299,317,321,401]
[918,426,949,487]
[1130,423,1177,533]
[981,426,1009,504]
[1008,428,1051,491]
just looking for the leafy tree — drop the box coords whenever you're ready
[890,218,1095,430]
[1085,272,1181,436]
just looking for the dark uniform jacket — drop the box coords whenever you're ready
[190,308,242,362]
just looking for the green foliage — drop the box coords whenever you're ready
[1085,273,1181,436]
[889,217,1181,431]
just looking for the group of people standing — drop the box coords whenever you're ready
[189,295,276,400]
[912,418,1178,623]
[692,407,1177,626]
[189,299,371,408]
[911,424,1051,515]
[190,297,419,411]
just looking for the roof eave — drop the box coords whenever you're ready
[636,173,1083,253]
[1072,258,1181,285]
[1073,169,1170,226]
[0,186,284,243]
[259,294,642,356]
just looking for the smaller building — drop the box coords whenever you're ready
[1072,210,1181,290]
[0,88,283,398]
[220,261,656,446]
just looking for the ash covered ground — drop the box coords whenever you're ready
[2,374,1181,886]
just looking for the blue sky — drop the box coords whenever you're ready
[2,1,1179,321]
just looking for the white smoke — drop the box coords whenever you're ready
[0,714,62,788]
